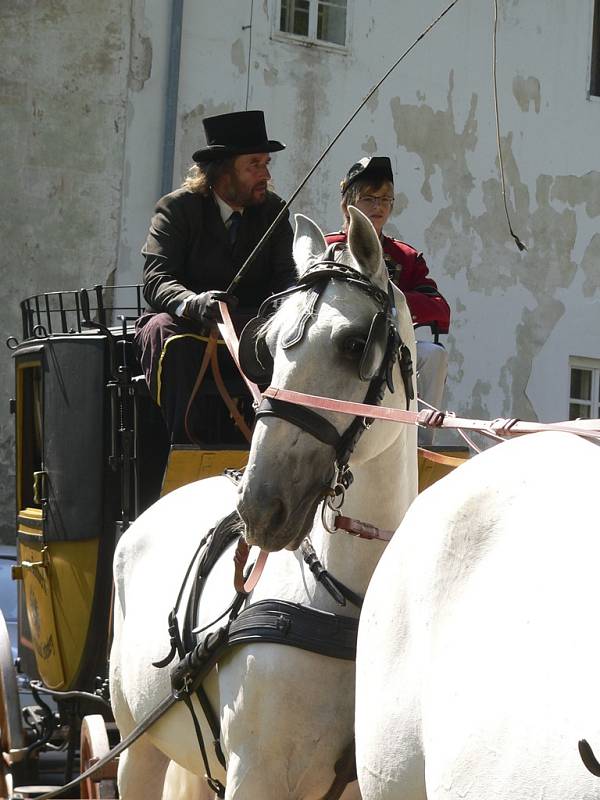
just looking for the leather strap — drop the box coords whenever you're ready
[256,396,341,448]
[210,343,253,442]
[334,515,394,542]
[233,538,269,594]
[34,692,179,800]
[227,600,359,661]
[216,303,262,405]
[263,386,600,441]
[184,328,217,443]
[281,285,323,348]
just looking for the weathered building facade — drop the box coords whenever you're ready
[2,0,599,540]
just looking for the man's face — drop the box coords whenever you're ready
[224,153,272,207]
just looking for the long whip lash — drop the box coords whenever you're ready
[492,0,527,251]
[244,0,254,111]
[228,0,464,292]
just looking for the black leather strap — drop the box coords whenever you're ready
[281,285,324,348]
[228,599,359,661]
[256,396,341,449]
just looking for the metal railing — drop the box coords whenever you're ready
[19,284,146,340]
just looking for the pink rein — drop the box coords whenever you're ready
[216,303,600,593]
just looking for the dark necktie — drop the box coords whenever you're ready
[228,211,242,245]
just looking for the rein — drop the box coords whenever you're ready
[261,385,600,442]
[219,298,600,553]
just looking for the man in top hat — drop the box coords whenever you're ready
[135,110,296,444]
[326,156,451,445]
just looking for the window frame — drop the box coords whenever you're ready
[568,356,600,419]
[273,0,350,53]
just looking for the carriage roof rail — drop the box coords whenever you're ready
[19,284,146,340]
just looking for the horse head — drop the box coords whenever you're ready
[237,206,416,552]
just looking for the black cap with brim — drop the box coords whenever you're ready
[192,110,286,163]
[341,156,394,194]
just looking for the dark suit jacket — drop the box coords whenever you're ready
[141,187,296,316]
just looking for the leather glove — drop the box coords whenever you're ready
[184,291,238,324]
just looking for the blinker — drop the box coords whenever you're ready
[359,312,388,382]
[238,316,274,384]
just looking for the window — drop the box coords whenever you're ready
[569,357,600,419]
[591,0,600,96]
[278,0,347,47]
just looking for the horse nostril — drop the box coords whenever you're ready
[268,497,287,529]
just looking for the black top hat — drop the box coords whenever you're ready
[340,156,394,194]
[192,110,286,163]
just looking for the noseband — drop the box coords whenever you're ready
[238,255,414,489]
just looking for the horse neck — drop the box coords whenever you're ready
[311,425,418,599]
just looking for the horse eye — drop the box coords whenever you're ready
[341,336,367,359]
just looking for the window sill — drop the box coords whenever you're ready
[270,31,348,55]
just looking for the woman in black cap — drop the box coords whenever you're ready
[135,110,296,444]
[326,157,451,444]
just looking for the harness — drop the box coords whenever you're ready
[153,495,363,799]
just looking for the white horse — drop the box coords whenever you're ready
[355,429,600,800]
[110,206,418,800]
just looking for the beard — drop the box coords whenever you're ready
[224,173,268,207]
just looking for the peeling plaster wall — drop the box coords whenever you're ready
[115,0,170,288]
[1,1,134,542]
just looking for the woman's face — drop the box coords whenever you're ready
[353,181,395,237]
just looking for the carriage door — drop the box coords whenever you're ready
[13,348,50,683]
[13,336,106,691]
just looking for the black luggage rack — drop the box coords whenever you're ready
[19,284,146,340]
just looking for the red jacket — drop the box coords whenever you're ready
[325,232,450,334]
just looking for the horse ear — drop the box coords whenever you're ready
[293,214,327,275]
[347,206,385,280]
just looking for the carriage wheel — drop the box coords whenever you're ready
[0,609,27,794]
[79,714,118,799]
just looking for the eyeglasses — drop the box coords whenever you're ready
[358,195,395,209]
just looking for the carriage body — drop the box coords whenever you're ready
[14,329,116,693]
[11,287,169,695]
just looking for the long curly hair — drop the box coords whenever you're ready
[182,158,235,195]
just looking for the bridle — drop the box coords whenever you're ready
[238,252,415,493]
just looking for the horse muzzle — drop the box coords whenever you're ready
[237,478,327,552]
